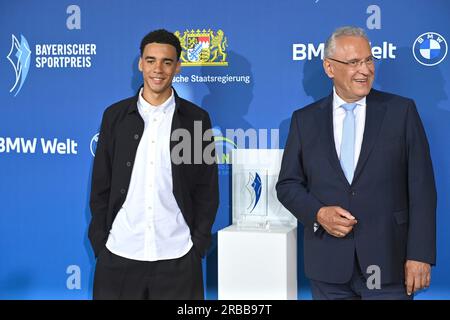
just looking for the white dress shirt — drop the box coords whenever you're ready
[332,87,366,169]
[106,89,193,261]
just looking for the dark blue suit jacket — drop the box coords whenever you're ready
[276,89,436,284]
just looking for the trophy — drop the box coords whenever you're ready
[232,149,296,230]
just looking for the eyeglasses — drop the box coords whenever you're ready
[327,56,377,68]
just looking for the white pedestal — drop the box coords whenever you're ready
[218,225,297,300]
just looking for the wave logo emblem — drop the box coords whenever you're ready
[175,29,228,66]
[246,172,262,213]
[7,34,31,96]
[412,32,447,66]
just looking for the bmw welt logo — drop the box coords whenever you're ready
[90,133,99,157]
[0,137,78,155]
[412,32,447,66]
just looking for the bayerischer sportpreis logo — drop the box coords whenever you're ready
[6,33,97,96]
[7,34,31,97]
[174,29,228,66]
[412,32,447,66]
[246,172,262,213]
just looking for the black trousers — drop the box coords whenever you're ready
[93,246,204,300]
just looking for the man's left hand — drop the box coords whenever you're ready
[404,260,431,296]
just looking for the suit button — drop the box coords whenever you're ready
[134,134,139,140]
[120,188,126,194]
[126,161,132,167]
[351,191,356,196]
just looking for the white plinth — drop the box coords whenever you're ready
[218,225,297,300]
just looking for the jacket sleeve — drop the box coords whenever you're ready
[276,111,323,230]
[191,113,219,257]
[405,100,437,264]
[88,110,112,257]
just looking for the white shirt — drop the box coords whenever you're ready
[332,87,366,169]
[106,89,193,261]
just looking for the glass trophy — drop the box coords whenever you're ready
[232,149,297,230]
[233,169,269,229]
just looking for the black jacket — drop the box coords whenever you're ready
[89,88,219,258]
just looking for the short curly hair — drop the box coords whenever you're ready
[140,29,181,60]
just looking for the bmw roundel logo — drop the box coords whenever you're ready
[412,32,448,66]
[90,133,99,157]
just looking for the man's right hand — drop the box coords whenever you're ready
[316,206,357,238]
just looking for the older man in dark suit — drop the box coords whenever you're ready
[277,26,436,299]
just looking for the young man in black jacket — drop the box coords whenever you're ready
[89,29,219,300]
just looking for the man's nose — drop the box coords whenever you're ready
[357,61,372,74]
[153,61,163,72]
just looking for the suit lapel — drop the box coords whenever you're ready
[353,90,387,184]
[315,95,351,187]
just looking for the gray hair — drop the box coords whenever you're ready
[324,26,370,58]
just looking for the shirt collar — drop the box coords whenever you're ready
[332,86,366,111]
[138,88,175,114]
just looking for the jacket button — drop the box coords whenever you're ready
[134,134,139,140]
[126,161,132,167]
[351,191,356,196]
[120,188,126,194]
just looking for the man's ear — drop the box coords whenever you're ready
[138,57,143,72]
[323,59,334,79]
[175,60,181,74]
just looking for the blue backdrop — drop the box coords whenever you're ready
[1,0,449,299]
